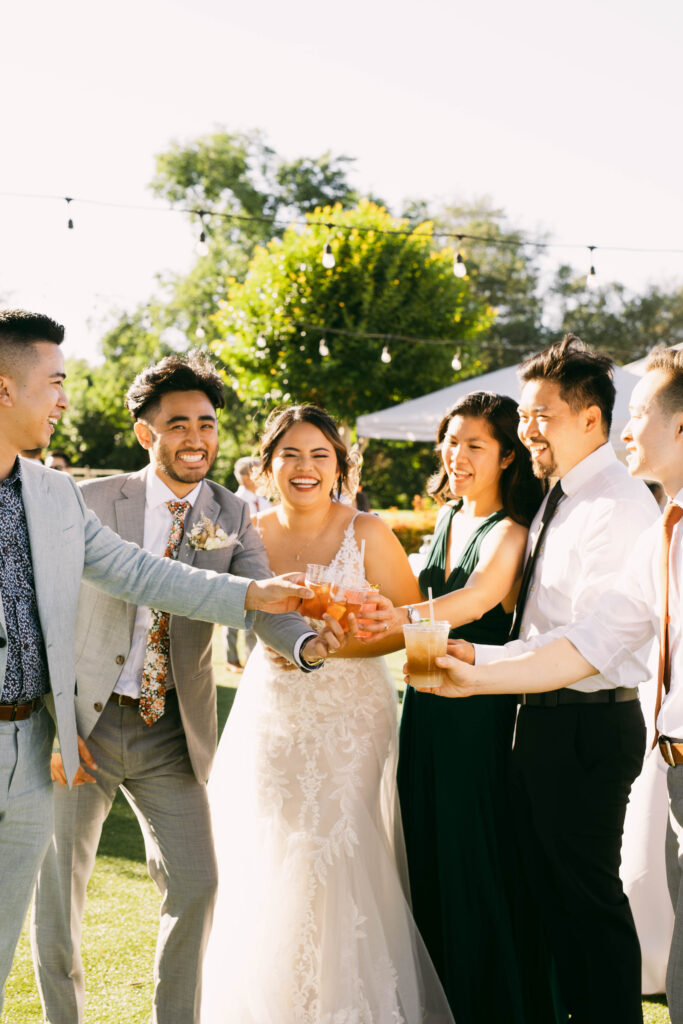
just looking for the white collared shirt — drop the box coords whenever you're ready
[475,443,659,690]
[235,485,271,516]
[568,488,682,733]
[115,471,203,697]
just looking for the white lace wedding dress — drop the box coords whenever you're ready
[201,519,454,1023]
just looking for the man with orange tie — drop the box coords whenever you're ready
[420,346,683,1022]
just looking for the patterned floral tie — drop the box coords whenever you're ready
[139,500,191,726]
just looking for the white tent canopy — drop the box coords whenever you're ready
[356,362,641,451]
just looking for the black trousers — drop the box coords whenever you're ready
[512,699,646,1024]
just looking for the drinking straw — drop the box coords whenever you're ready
[428,586,435,625]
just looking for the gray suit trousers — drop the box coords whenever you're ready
[31,693,217,1024]
[666,765,683,1024]
[0,705,54,1011]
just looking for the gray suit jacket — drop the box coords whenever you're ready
[0,459,304,786]
[72,468,308,782]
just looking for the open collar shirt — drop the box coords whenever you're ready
[475,443,659,691]
[568,488,682,734]
[0,458,49,702]
[115,471,202,697]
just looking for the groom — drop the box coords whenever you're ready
[31,352,338,1024]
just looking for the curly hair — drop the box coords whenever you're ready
[125,351,225,420]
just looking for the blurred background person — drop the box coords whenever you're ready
[44,449,72,473]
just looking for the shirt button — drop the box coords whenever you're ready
[115,655,125,665]
[94,702,103,712]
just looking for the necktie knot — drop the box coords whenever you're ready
[167,500,190,520]
[663,501,683,536]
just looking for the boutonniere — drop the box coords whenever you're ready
[187,516,238,551]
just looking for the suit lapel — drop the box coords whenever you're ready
[180,481,219,566]
[115,470,147,634]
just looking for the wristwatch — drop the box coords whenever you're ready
[406,606,422,624]
[299,645,326,671]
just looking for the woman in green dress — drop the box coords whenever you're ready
[370,391,546,1022]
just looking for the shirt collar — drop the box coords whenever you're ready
[1,457,23,489]
[558,442,617,499]
[673,488,683,508]
[145,468,203,510]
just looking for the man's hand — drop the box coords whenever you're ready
[302,613,354,664]
[51,736,98,786]
[403,653,477,698]
[245,574,313,614]
[446,639,475,665]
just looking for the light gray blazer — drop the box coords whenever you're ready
[0,459,303,786]
[72,468,309,782]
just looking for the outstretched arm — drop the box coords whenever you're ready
[407,637,597,698]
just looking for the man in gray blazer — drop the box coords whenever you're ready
[0,311,337,1014]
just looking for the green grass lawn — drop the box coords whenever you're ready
[0,638,672,1023]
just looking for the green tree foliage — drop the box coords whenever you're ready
[405,198,547,369]
[548,268,683,364]
[212,201,493,427]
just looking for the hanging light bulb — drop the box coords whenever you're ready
[322,242,335,269]
[381,345,392,364]
[65,196,74,230]
[319,338,329,357]
[586,246,599,291]
[195,229,209,257]
[256,335,267,349]
[451,351,462,372]
[195,325,206,339]
[453,235,466,277]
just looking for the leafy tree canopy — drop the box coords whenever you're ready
[211,201,494,426]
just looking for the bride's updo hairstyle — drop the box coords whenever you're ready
[259,404,357,500]
[428,391,544,527]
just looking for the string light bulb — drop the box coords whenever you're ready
[195,325,206,339]
[256,334,267,349]
[586,246,599,291]
[65,196,74,230]
[322,241,335,269]
[318,338,329,357]
[453,236,466,277]
[381,345,392,364]
[451,351,462,371]
[195,229,209,257]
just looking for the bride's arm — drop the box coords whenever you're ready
[340,517,528,658]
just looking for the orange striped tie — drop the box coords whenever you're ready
[653,501,683,745]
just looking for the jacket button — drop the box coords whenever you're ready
[94,702,103,712]
[0,637,6,648]
[115,655,125,665]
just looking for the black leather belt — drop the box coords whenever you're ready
[0,696,45,721]
[520,687,639,707]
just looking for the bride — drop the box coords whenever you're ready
[201,405,455,1024]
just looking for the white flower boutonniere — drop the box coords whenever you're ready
[187,516,238,551]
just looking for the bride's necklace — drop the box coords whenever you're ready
[279,503,335,562]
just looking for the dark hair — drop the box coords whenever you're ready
[518,333,615,434]
[46,448,72,467]
[259,405,351,499]
[428,391,544,527]
[645,346,683,416]
[125,351,225,420]
[0,309,64,375]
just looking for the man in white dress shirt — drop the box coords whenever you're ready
[30,353,342,1024]
[427,347,683,1022]
[423,337,659,1024]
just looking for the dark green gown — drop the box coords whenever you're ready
[397,505,527,1024]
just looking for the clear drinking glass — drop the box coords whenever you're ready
[402,621,451,689]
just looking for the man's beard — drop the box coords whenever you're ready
[157,446,216,482]
[530,449,557,480]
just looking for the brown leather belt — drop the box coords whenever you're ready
[109,693,140,708]
[0,696,45,721]
[520,687,639,707]
[659,737,683,767]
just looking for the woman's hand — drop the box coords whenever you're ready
[355,592,404,642]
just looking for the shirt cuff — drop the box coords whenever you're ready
[473,643,505,665]
[294,632,323,672]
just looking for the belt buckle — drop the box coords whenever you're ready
[662,739,676,767]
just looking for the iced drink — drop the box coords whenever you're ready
[402,621,451,689]
[301,564,332,619]
[328,575,368,632]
